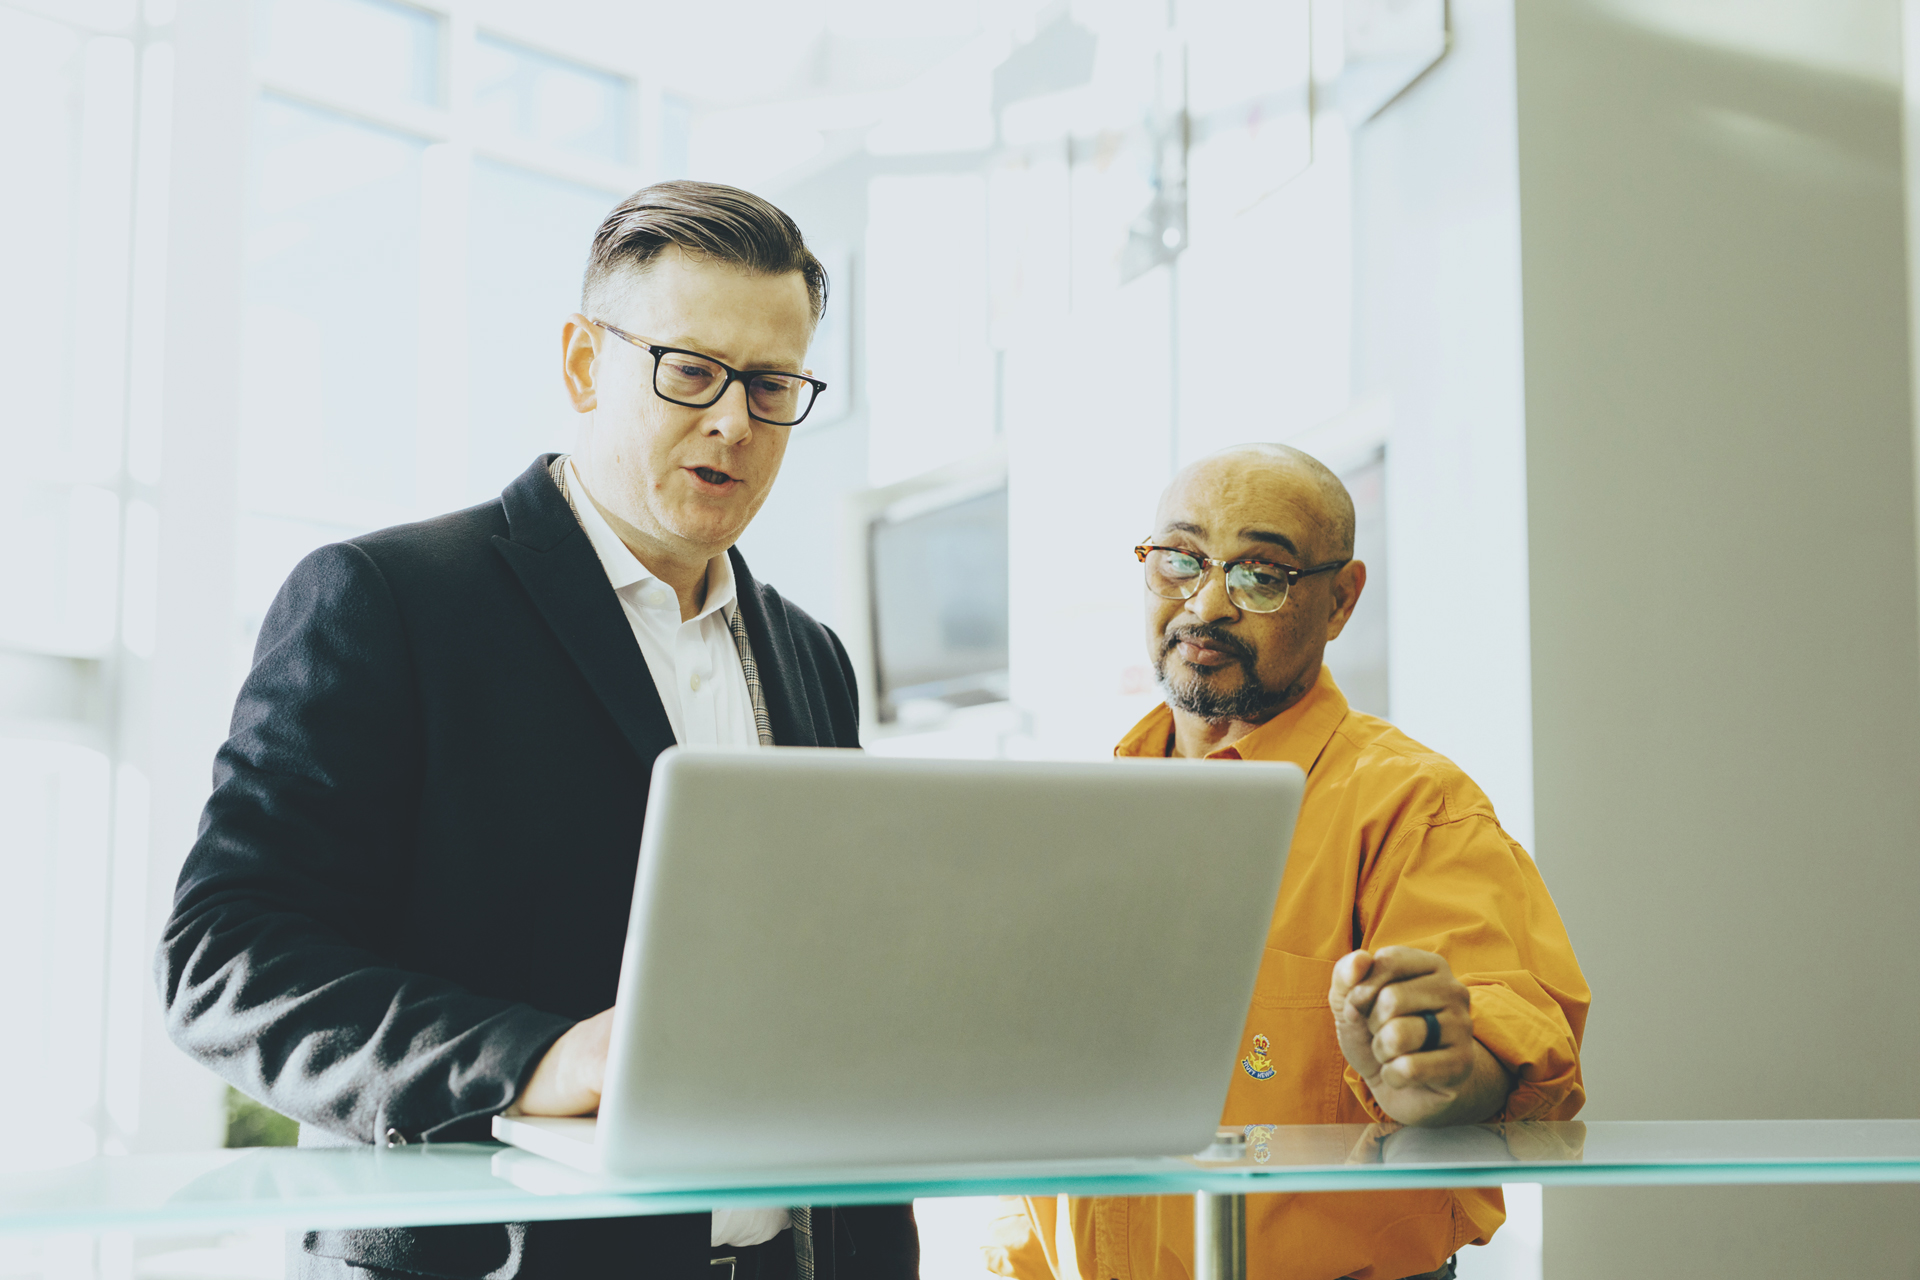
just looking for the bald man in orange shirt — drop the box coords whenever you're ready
[986,445,1589,1280]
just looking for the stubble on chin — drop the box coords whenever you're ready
[1154,642,1316,726]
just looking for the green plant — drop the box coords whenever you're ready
[223,1086,299,1148]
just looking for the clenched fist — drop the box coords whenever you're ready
[1328,946,1513,1128]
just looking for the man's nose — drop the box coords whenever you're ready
[701,380,754,445]
[1183,565,1240,623]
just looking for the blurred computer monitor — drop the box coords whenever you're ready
[867,481,1009,724]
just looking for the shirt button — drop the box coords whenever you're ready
[643,588,669,608]
[690,673,702,692]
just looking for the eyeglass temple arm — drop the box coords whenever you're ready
[1293,559,1351,582]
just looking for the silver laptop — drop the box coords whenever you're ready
[494,746,1303,1177]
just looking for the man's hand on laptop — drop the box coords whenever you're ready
[517,1007,614,1115]
[1329,947,1514,1128]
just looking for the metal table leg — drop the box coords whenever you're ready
[1194,1190,1246,1280]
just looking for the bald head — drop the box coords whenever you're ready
[1159,444,1355,564]
[1143,442,1367,742]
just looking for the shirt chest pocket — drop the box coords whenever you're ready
[1219,948,1347,1127]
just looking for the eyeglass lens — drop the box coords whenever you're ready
[1144,548,1291,613]
[654,351,818,424]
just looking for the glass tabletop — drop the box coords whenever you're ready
[6,1120,1919,1239]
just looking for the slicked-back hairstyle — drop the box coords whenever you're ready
[581,180,828,323]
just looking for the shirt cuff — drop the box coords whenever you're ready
[1340,983,1584,1123]
[1467,982,1585,1121]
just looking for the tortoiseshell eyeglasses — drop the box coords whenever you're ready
[1134,544,1348,614]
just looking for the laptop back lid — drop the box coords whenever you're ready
[597,747,1302,1175]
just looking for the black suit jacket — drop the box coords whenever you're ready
[158,455,916,1280]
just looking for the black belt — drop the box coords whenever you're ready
[709,1229,795,1280]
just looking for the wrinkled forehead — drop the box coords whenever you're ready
[1153,462,1334,557]
[601,250,815,368]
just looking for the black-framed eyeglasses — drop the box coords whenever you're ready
[594,320,827,426]
[1134,544,1349,614]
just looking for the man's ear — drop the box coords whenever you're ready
[562,315,598,413]
[1323,560,1368,643]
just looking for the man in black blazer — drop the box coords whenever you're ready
[158,182,918,1279]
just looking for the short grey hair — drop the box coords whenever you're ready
[582,180,828,322]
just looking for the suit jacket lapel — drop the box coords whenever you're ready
[730,546,820,747]
[492,455,677,764]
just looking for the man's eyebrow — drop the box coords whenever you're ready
[1161,521,1302,559]
[655,336,729,362]
[1238,528,1302,558]
[657,337,803,373]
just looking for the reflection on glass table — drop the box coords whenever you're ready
[5,1121,1920,1242]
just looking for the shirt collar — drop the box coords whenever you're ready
[565,457,736,622]
[1114,664,1351,773]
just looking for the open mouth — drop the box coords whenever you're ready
[690,466,737,487]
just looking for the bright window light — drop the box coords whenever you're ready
[474,34,629,163]
[254,0,442,107]
[0,740,112,1165]
[241,95,425,522]
[121,498,158,658]
[73,36,138,480]
[0,66,75,454]
[465,159,615,501]
[64,485,122,656]
[127,39,174,487]
[865,174,993,486]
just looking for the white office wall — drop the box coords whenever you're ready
[1516,0,1920,1274]
[1351,0,1536,846]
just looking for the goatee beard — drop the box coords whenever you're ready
[1154,623,1304,725]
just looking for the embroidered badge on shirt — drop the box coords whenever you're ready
[1244,1124,1276,1164]
[1240,1033,1275,1080]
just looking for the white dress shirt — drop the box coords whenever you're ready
[565,459,789,1249]
[566,458,759,750]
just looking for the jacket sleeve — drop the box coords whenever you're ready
[1344,811,1591,1123]
[155,542,573,1144]
[821,623,862,748]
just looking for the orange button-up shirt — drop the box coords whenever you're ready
[986,668,1589,1280]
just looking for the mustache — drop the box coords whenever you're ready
[1161,622,1258,665]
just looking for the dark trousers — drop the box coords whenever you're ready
[710,1230,796,1280]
